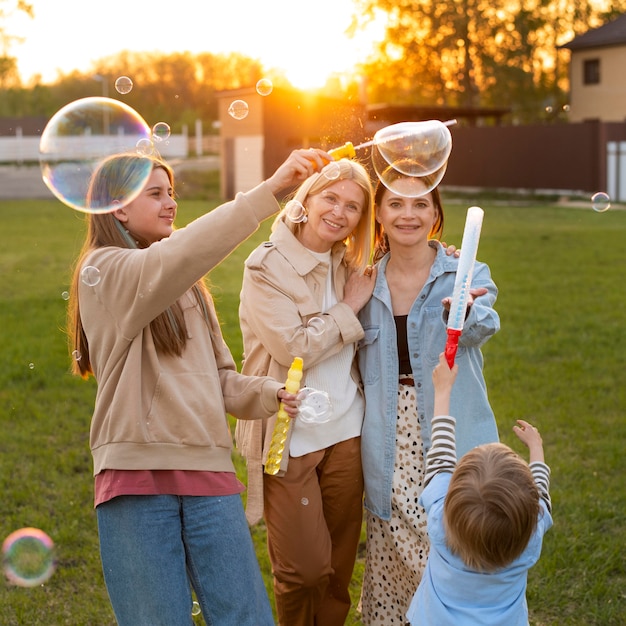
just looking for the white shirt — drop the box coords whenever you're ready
[290,248,363,456]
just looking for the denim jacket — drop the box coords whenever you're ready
[358,243,500,520]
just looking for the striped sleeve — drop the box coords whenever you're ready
[530,461,552,513]
[424,415,457,486]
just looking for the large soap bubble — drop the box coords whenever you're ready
[372,120,452,197]
[39,97,154,213]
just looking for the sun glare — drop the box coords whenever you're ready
[278,12,387,90]
[283,63,345,91]
[8,1,388,92]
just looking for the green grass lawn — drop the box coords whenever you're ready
[0,192,624,625]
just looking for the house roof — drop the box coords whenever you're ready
[560,13,626,51]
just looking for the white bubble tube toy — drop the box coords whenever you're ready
[445,206,484,369]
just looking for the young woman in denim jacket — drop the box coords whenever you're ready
[357,173,500,624]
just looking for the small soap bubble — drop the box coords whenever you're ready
[256,78,273,96]
[61,291,69,301]
[28,363,35,370]
[115,76,133,94]
[228,100,249,120]
[135,137,155,156]
[81,265,101,286]
[285,199,307,223]
[307,316,325,336]
[300,497,309,506]
[2,528,56,587]
[152,122,171,142]
[191,601,201,616]
[591,191,611,213]
[297,387,333,424]
[72,350,82,362]
[322,162,341,180]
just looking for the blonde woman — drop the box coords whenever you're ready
[236,158,376,625]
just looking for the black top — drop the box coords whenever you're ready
[395,314,411,375]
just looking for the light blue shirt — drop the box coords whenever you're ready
[407,473,553,625]
[358,243,500,520]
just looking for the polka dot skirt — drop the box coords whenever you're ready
[359,383,429,625]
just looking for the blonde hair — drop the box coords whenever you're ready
[273,159,374,272]
[67,152,211,379]
[443,443,541,572]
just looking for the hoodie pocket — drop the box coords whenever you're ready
[146,372,231,448]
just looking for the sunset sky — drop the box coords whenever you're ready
[7,0,386,89]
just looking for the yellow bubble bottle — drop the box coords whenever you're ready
[264,357,304,475]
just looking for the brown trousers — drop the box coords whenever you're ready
[263,436,364,626]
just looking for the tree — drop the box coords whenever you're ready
[22,50,269,133]
[352,0,626,122]
[0,0,33,87]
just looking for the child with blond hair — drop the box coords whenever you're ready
[407,353,552,626]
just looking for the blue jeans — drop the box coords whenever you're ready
[96,494,274,626]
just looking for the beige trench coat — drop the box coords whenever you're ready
[235,220,365,524]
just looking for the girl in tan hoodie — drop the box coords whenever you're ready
[67,148,326,626]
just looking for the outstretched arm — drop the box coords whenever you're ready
[513,419,545,464]
[432,352,457,417]
[423,353,459,486]
[513,420,552,513]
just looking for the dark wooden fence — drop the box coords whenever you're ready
[5,108,626,198]
[442,120,626,196]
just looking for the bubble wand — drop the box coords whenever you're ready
[326,119,458,161]
[444,206,484,369]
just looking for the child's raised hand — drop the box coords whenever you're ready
[432,352,457,417]
[513,420,541,446]
[513,419,545,463]
[433,352,458,392]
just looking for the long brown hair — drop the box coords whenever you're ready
[68,152,211,379]
[372,173,444,263]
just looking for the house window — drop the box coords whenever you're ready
[583,59,600,85]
